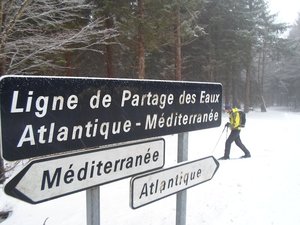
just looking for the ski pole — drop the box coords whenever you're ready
[212,125,227,153]
[225,126,228,139]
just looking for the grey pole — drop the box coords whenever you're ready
[86,186,100,225]
[176,132,189,225]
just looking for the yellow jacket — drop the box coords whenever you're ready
[229,107,241,130]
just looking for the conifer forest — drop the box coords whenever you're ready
[0,0,300,110]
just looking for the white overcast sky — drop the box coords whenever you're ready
[268,0,300,25]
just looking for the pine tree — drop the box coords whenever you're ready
[266,14,300,109]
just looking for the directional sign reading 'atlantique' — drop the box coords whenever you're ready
[5,139,165,204]
[0,75,222,161]
[130,156,219,209]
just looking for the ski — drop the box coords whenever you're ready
[218,156,251,160]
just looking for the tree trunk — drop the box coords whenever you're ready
[137,0,145,79]
[65,51,72,76]
[245,63,251,113]
[257,51,262,91]
[0,46,5,76]
[0,2,5,184]
[260,95,267,112]
[105,17,114,78]
[105,44,114,78]
[260,40,267,112]
[224,65,231,105]
[174,0,182,81]
[0,1,5,76]
[231,64,240,107]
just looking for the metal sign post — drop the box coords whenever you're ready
[176,132,189,225]
[86,187,100,225]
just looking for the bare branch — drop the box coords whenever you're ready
[1,0,119,75]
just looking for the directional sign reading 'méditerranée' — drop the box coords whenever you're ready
[0,75,222,161]
[130,156,219,209]
[5,139,165,204]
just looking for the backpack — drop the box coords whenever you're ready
[238,110,246,127]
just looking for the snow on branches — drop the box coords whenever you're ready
[0,0,119,75]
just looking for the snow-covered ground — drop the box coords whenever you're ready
[1,107,300,225]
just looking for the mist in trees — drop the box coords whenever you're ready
[1,0,294,108]
[264,14,300,110]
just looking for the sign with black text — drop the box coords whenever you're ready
[130,156,219,209]
[5,139,165,204]
[0,75,222,161]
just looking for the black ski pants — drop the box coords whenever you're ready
[224,129,250,157]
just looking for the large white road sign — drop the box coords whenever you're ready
[5,139,165,204]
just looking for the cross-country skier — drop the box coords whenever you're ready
[219,104,251,160]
